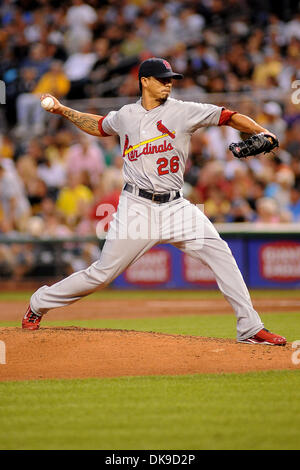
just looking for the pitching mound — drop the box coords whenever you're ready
[0,327,296,381]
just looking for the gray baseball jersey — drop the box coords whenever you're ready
[101,97,222,192]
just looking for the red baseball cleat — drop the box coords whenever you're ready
[239,328,286,345]
[22,306,42,330]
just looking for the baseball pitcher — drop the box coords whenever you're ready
[22,57,286,345]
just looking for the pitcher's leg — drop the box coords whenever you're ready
[30,236,156,315]
[170,205,263,341]
[176,237,263,340]
[30,192,157,315]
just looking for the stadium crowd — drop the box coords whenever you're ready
[0,0,300,278]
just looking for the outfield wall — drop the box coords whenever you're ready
[1,225,300,289]
[113,224,300,289]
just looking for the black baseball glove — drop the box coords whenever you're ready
[228,133,279,159]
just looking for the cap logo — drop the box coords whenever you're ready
[162,60,171,70]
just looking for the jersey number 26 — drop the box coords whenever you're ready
[157,156,179,176]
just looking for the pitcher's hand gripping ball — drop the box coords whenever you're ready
[41,96,55,111]
[229,133,279,159]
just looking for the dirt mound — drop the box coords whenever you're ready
[0,327,297,381]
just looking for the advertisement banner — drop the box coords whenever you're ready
[113,238,245,289]
[248,239,300,288]
[124,248,172,285]
[182,255,216,285]
[113,245,175,288]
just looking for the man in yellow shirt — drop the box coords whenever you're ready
[15,61,70,137]
[34,60,70,98]
[252,52,282,88]
[56,172,93,225]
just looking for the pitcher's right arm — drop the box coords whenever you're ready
[40,93,107,137]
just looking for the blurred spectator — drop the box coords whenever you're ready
[56,172,93,225]
[146,17,178,56]
[65,0,97,54]
[37,155,66,200]
[288,186,300,221]
[231,55,254,85]
[118,74,140,97]
[264,167,295,211]
[15,138,44,188]
[226,199,255,222]
[189,41,218,76]
[0,47,19,127]
[255,197,280,224]
[26,177,48,215]
[99,136,121,167]
[252,50,283,88]
[24,214,76,277]
[285,11,300,41]
[206,73,226,93]
[34,60,70,99]
[172,76,204,100]
[44,131,73,166]
[88,37,110,94]
[204,186,231,223]
[90,173,123,234]
[65,134,105,187]
[0,217,35,279]
[64,41,97,98]
[73,200,101,270]
[20,43,52,80]
[35,198,86,274]
[246,29,264,64]
[184,130,210,187]
[15,67,44,137]
[98,156,124,195]
[76,200,97,236]
[43,212,73,238]
[37,196,56,221]
[120,26,145,57]
[0,219,18,278]
[195,160,232,203]
[14,60,71,137]
[247,180,266,211]
[0,134,15,159]
[283,102,300,128]
[231,165,254,201]
[258,102,287,142]
[0,160,31,231]
[177,7,205,46]
[224,149,248,181]
[205,126,241,161]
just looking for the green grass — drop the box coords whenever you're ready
[1,288,300,301]
[0,371,300,450]
[1,289,300,450]
[43,312,300,342]
[1,312,299,343]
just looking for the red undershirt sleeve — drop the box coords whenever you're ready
[98,116,110,137]
[218,108,238,126]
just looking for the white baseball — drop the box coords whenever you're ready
[41,97,55,110]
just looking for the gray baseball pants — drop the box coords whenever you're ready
[30,189,263,341]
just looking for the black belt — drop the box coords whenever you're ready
[124,183,181,203]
